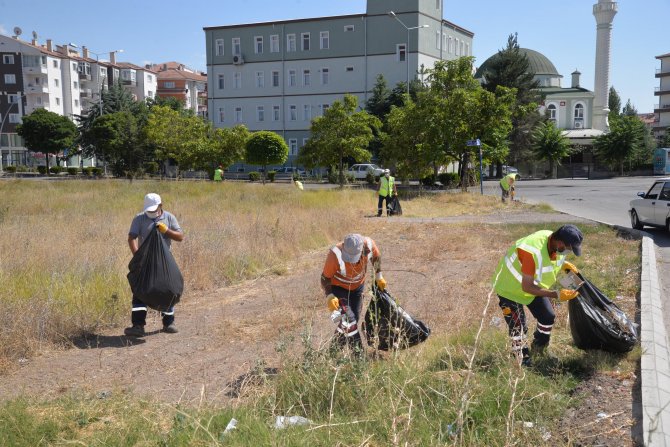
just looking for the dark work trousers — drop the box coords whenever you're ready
[331,284,364,351]
[498,295,555,358]
[131,296,175,327]
[377,195,391,216]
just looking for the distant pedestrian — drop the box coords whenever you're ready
[377,169,397,217]
[214,165,224,182]
[500,173,518,203]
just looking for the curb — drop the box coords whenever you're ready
[640,235,670,446]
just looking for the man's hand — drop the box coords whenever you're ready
[327,294,339,312]
[563,261,579,274]
[157,222,168,234]
[559,289,579,301]
[375,272,387,291]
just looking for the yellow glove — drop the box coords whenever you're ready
[156,222,168,234]
[563,261,579,274]
[327,294,339,312]
[375,272,387,291]
[559,289,579,302]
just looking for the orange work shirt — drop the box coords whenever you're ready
[322,239,380,290]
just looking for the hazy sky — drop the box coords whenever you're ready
[1,0,666,112]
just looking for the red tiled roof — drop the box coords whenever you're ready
[157,68,206,82]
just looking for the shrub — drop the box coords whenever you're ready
[420,174,436,187]
[144,161,159,175]
[327,171,338,184]
[16,165,28,173]
[4,166,17,173]
[366,171,375,185]
[50,166,62,175]
[267,171,276,182]
[92,167,103,176]
[83,167,94,176]
[37,166,47,175]
[346,173,356,184]
[438,172,460,189]
[249,171,261,182]
[67,167,79,176]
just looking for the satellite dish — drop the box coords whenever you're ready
[32,31,38,40]
[13,27,22,37]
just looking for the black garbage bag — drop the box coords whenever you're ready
[389,195,403,216]
[127,225,184,312]
[363,284,430,351]
[568,272,637,353]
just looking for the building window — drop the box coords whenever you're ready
[257,106,265,122]
[465,43,469,56]
[164,81,175,88]
[232,37,241,56]
[320,31,329,50]
[436,32,441,49]
[255,36,263,54]
[289,104,297,121]
[215,39,224,56]
[288,69,296,87]
[547,104,557,122]
[302,69,311,86]
[272,105,280,121]
[72,62,77,71]
[73,81,78,89]
[460,41,465,56]
[397,44,407,62]
[303,138,309,147]
[574,103,585,127]
[234,72,242,89]
[270,34,280,53]
[303,104,311,121]
[9,113,21,124]
[346,66,354,72]
[448,37,453,54]
[54,79,60,87]
[74,99,79,107]
[272,70,280,87]
[8,94,19,103]
[148,91,154,98]
[4,74,16,84]
[3,54,14,64]
[287,34,296,52]
[301,33,310,51]
[256,71,264,88]
[53,60,59,68]
[289,139,298,156]
[321,68,329,85]
[234,107,242,122]
[36,96,42,105]
[219,107,225,123]
[320,103,330,115]
[55,98,61,105]
[218,74,225,89]
[344,25,355,32]
[455,39,460,56]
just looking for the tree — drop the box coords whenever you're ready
[365,75,392,120]
[594,115,645,175]
[245,131,289,183]
[622,99,638,117]
[608,86,621,122]
[16,108,77,175]
[208,125,250,169]
[87,111,146,177]
[531,121,572,178]
[299,94,381,187]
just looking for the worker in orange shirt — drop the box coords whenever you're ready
[321,233,386,352]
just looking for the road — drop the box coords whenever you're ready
[483,177,670,329]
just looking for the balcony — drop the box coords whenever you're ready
[80,89,93,98]
[122,79,137,86]
[655,68,670,78]
[655,104,670,113]
[24,84,49,94]
[22,65,48,75]
[654,86,670,96]
[78,72,92,81]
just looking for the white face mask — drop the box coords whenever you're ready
[385,173,390,178]
[145,209,160,219]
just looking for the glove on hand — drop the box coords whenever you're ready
[375,272,387,291]
[559,289,579,302]
[563,261,579,274]
[156,222,168,234]
[327,294,340,312]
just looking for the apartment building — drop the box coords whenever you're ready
[0,33,156,168]
[204,0,473,168]
[151,62,208,117]
[654,52,670,141]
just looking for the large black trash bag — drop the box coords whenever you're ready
[389,196,403,216]
[363,284,430,351]
[568,272,637,353]
[127,226,184,312]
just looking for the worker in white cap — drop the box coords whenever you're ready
[125,193,185,337]
[320,233,386,352]
[377,169,397,217]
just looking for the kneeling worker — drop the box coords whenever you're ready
[493,224,584,366]
[321,233,386,352]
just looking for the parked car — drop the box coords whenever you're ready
[347,163,385,180]
[502,165,519,174]
[629,178,670,231]
[275,166,306,177]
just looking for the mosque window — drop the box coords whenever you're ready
[547,104,557,122]
[574,103,585,128]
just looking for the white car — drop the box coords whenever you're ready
[347,163,385,180]
[629,178,670,231]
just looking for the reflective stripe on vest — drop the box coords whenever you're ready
[379,176,395,196]
[331,237,373,284]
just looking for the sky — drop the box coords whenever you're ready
[1,0,667,113]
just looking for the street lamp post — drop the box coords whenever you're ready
[388,11,429,96]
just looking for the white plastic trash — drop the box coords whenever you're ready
[224,418,238,433]
[275,415,312,429]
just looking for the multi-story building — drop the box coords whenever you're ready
[151,62,208,117]
[654,52,670,141]
[204,0,473,169]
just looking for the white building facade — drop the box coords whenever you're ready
[654,52,670,141]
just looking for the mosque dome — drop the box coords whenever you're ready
[475,48,560,78]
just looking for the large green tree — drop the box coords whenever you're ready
[245,131,289,183]
[531,121,571,178]
[608,86,622,122]
[299,94,381,187]
[87,111,145,177]
[208,125,250,169]
[16,108,77,175]
[594,115,645,175]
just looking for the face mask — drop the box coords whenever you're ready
[385,174,389,178]
[145,209,160,219]
[557,248,571,256]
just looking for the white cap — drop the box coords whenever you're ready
[342,233,364,263]
[384,169,390,174]
[143,193,161,212]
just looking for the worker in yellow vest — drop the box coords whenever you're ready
[377,169,397,217]
[213,165,224,182]
[500,173,518,202]
[493,224,584,367]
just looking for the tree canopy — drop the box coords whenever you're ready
[245,131,289,183]
[594,115,645,175]
[16,108,77,174]
[531,121,571,178]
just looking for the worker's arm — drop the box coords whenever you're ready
[165,228,185,242]
[128,235,139,255]
[521,274,559,299]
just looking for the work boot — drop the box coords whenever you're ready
[162,323,179,334]
[531,341,558,361]
[124,324,145,337]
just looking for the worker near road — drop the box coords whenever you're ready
[321,233,386,352]
[493,224,584,366]
[500,172,518,203]
[214,165,224,182]
[377,169,397,217]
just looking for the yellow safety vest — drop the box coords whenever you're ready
[500,173,516,191]
[493,230,565,305]
[379,176,395,196]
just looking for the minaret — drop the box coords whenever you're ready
[592,0,617,131]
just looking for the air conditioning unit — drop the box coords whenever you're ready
[574,121,584,129]
[232,55,245,65]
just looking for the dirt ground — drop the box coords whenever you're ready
[0,210,640,445]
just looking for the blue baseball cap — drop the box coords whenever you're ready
[554,225,583,256]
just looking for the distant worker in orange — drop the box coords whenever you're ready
[321,233,386,352]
